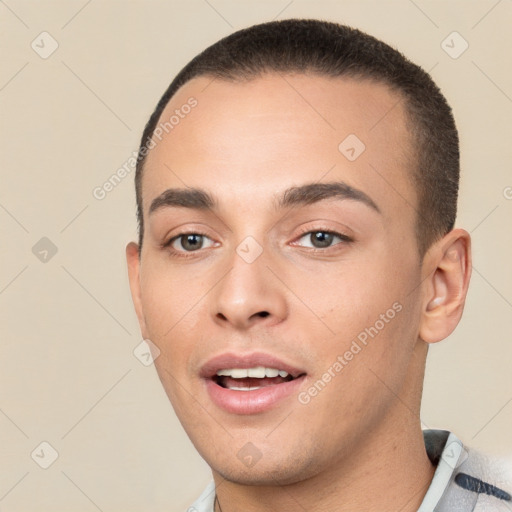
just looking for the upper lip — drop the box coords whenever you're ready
[200,352,306,379]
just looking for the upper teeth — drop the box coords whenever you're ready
[216,367,289,378]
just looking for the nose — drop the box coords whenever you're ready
[210,244,288,331]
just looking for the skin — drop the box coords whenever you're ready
[126,73,472,511]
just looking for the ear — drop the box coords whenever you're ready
[419,228,472,344]
[126,241,148,339]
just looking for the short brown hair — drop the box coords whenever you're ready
[135,18,459,256]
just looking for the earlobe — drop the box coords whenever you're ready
[126,241,148,338]
[419,229,472,344]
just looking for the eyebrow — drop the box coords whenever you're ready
[276,181,380,213]
[148,181,380,215]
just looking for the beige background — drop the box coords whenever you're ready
[1,0,511,510]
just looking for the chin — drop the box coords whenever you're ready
[207,448,321,486]
[215,465,306,487]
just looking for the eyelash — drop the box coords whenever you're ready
[163,227,353,259]
[294,226,354,251]
[162,231,213,259]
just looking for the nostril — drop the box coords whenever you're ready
[215,310,271,324]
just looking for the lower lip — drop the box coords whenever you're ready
[204,376,306,415]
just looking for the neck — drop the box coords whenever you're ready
[213,414,435,512]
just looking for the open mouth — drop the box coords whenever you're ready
[201,353,307,413]
[214,367,299,391]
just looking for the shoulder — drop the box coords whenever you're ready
[423,429,512,512]
[450,446,512,511]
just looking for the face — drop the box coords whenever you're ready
[127,73,427,485]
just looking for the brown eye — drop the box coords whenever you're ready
[309,231,335,248]
[296,230,350,249]
[170,233,215,252]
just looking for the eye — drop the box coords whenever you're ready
[295,230,352,249]
[168,233,216,253]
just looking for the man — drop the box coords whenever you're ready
[126,19,511,511]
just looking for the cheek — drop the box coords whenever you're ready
[139,258,208,338]
[295,299,418,450]
[299,250,420,387]
[315,284,420,416]
[139,261,212,392]
[285,253,402,340]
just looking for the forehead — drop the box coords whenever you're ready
[142,73,416,221]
